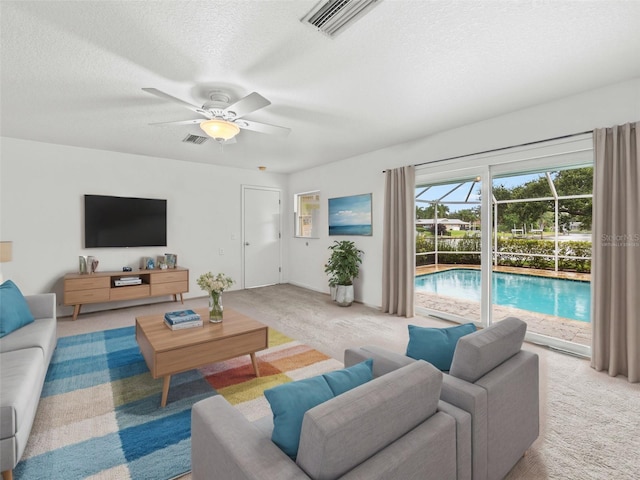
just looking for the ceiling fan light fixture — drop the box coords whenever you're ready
[200,119,240,141]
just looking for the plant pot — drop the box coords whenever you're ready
[330,285,337,301]
[335,285,354,307]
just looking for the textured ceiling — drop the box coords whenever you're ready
[1,0,639,173]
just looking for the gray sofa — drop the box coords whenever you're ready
[0,293,57,480]
[345,317,539,480]
[192,360,472,480]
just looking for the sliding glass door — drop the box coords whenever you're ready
[415,174,485,324]
[414,134,594,355]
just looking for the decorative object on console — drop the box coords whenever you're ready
[88,256,99,274]
[197,272,234,323]
[165,253,177,269]
[79,255,88,274]
[157,255,167,269]
[146,257,155,270]
[324,240,363,307]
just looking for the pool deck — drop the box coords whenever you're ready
[414,264,591,346]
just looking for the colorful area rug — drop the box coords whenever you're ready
[15,325,342,479]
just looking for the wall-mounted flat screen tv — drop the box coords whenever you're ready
[84,194,167,248]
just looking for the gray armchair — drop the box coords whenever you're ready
[345,317,539,480]
[191,360,467,480]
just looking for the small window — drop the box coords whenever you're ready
[294,191,320,238]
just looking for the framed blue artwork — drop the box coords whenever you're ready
[328,193,372,236]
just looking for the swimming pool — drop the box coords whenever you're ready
[415,269,591,322]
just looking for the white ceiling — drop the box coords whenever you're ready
[2,0,639,174]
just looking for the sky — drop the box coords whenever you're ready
[415,173,547,213]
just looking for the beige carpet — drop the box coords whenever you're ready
[57,284,640,479]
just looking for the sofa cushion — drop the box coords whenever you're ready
[0,281,35,338]
[0,318,57,364]
[406,323,476,371]
[0,348,46,439]
[264,375,334,459]
[296,360,443,480]
[322,359,373,396]
[449,317,527,383]
[264,360,375,459]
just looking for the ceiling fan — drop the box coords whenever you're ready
[142,88,291,144]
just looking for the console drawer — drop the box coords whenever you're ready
[64,288,110,305]
[65,276,110,291]
[151,281,188,296]
[151,270,188,284]
[110,285,151,301]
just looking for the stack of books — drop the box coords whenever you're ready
[164,309,202,330]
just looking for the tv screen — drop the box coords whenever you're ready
[84,195,167,248]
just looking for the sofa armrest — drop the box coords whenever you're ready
[344,346,415,378]
[438,400,472,480]
[25,294,56,320]
[191,395,310,480]
[441,375,488,480]
[475,350,539,480]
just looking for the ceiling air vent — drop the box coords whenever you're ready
[301,0,382,37]
[182,134,208,145]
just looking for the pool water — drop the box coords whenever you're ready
[415,269,591,322]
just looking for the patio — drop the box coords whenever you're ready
[414,265,591,347]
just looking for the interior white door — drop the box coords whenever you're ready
[243,186,281,288]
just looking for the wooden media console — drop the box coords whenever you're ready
[63,267,189,321]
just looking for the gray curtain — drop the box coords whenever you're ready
[591,122,639,383]
[382,166,415,317]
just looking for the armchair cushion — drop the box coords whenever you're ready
[449,317,526,383]
[322,358,373,396]
[264,376,334,459]
[406,323,476,371]
[0,281,35,338]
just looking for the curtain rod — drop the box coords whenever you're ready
[382,130,592,173]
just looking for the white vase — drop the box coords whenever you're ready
[335,285,354,307]
[330,285,337,301]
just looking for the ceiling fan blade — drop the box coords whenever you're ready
[148,119,205,126]
[239,119,291,137]
[225,92,271,119]
[142,88,206,115]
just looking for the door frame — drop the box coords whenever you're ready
[241,185,283,289]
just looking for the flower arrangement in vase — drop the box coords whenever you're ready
[197,272,234,323]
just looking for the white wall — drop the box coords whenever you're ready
[0,139,289,316]
[2,79,638,314]
[287,78,640,307]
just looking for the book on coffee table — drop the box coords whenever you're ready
[164,309,201,323]
[164,318,203,330]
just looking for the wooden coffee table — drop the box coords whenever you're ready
[135,307,268,407]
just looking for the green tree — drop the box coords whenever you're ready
[455,208,480,224]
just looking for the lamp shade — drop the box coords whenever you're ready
[200,119,240,141]
[0,241,12,263]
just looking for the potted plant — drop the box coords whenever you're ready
[324,240,363,307]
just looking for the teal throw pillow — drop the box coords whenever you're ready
[0,280,35,338]
[322,359,373,396]
[264,375,334,459]
[406,323,477,371]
